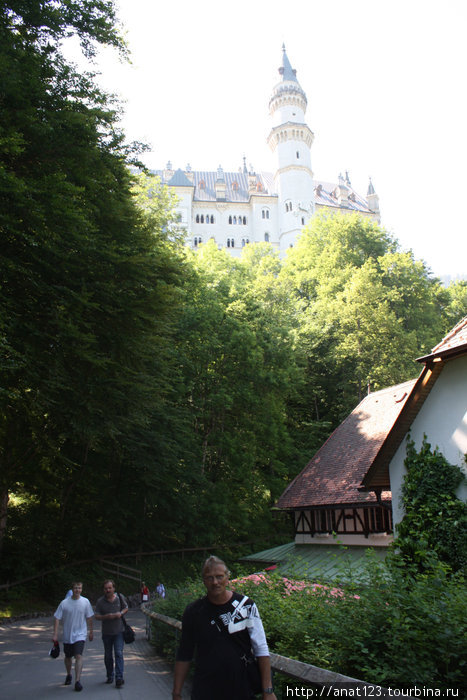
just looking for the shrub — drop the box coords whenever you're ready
[149,556,466,693]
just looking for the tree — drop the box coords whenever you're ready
[280,212,454,426]
[171,241,300,544]
[0,2,187,567]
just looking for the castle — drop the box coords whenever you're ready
[154,46,380,257]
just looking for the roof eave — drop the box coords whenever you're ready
[360,362,443,491]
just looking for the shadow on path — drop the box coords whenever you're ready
[0,609,190,699]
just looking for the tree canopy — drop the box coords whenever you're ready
[1,3,465,579]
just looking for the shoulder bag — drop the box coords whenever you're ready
[118,593,135,644]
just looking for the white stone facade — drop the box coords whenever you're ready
[154,47,380,257]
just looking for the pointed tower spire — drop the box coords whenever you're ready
[279,44,298,82]
[366,178,380,222]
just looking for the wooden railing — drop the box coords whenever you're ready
[141,604,413,698]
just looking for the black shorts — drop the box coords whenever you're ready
[63,641,85,658]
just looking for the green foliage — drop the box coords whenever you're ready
[1,3,464,583]
[151,558,466,692]
[395,437,467,573]
[280,212,451,425]
[0,0,189,569]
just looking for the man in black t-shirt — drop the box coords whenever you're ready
[172,556,277,700]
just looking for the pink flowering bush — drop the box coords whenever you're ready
[232,573,360,599]
[150,556,465,692]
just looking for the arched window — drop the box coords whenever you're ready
[232,181,239,191]
[196,214,200,223]
[199,180,205,190]
[233,216,237,225]
[301,217,305,225]
[264,232,270,242]
[242,239,245,247]
[243,216,247,225]
[296,151,300,159]
[231,239,235,248]
[227,239,231,248]
[229,216,232,224]
[211,215,215,224]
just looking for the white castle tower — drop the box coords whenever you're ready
[154,47,380,257]
[267,45,315,251]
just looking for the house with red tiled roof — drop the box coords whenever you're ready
[241,317,467,579]
[274,381,419,548]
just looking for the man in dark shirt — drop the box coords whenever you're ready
[94,579,128,688]
[172,556,277,700]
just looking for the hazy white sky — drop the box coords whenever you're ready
[73,0,467,279]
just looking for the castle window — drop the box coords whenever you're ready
[262,208,270,220]
[232,181,239,191]
[200,214,204,224]
[242,239,245,247]
[296,151,300,159]
[233,216,237,225]
[231,238,235,248]
[243,216,247,225]
[229,216,232,224]
[211,215,215,223]
[196,214,200,223]
[301,217,305,225]
[199,180,205,190]
[264,232,270,242]
[256,182,263,192]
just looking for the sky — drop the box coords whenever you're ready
[68,0,467,279]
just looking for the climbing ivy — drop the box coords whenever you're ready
[395,437,467,573]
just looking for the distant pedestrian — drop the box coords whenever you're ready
[141,581,150,603]
[53,581,94,692]
[94,579,128,688]
[156,581,166,598]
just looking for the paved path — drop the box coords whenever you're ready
[0,609,191,699]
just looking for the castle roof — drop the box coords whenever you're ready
[279,44,298,82]
[154,168,374,214]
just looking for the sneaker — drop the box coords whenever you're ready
[64,674,72,685]
[105,677,114,684]
[116,678,124,688]
[75,681,83,692]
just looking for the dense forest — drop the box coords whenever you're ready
[1,1,466,581]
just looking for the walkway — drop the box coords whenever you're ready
[0,609,190,699]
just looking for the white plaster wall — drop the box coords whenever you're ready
[295,533,393,546]
[389,356,467,527]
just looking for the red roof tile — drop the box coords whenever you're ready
[428,315,467,356]
[276,379,417,510]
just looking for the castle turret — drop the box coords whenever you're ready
[366,178,381,222]
[267,45,315,251]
